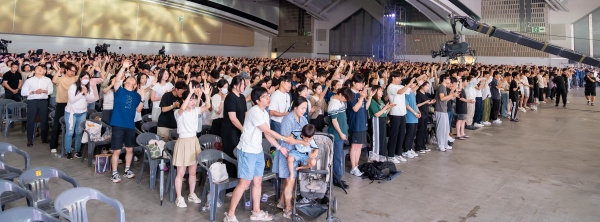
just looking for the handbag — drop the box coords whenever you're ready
[148,139,167,159]
[209,161,228,183]
[95,154,112,173]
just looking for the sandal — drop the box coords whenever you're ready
[282,210,292,219]
[276,202,285,210]
[261,194,269,202]
[457,137,466,140]
[250,210,273,221]
[462,135,470,138]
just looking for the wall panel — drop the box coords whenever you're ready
[221,22,253,46]
[0,0,15,33]
[573,17,590,55]
[183,13,222,45]
[14,0,82,37]
[137,3,185,42]
[81,0,138,40]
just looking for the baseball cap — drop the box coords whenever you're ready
[239,71,251,80]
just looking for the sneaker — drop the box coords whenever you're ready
[66,153,73,160]
[482,121,491,126]
[224,213,239,222]
[567,101,570,104]
[437,147,447,152]
[118,159,123,164]
[418,150,426,154]
[446,146,453,150]
[474,123,484,128]
[123,170,135,179]
[75,151,82,158]
[134,156,139,162]
[492,119,502,124]
[299,197,311,204]
[111,173,121,183]
[423,148,432,152]
[176,196,187,208]
[388,157,400,164]
[394,155,407,162]
[541,101,546,104]
[409,150,419,157]
[188,193,202,204]
[402,152,414,159]
[50,149,57,153]
[350,167,364,177]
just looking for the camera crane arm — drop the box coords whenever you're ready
[451,15,600,67]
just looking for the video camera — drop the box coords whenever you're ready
[0,39,11,54]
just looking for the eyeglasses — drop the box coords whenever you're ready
[260,94,270,99]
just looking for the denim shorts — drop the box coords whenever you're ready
[289,150,309,166]
[236,149,265,180]
[111,126,137,150]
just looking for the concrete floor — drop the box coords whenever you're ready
[2,88,600,222]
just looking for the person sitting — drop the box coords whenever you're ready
[288,124,319,174]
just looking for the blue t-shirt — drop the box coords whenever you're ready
[346,90,368,132]
[405,92,418,124]
[110,86,141,129]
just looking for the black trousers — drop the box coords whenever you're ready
[403,123,417,153]
[387,115,406,157]
[26,100,48,142]
[550,87,556,99]
[556,89,567,105]
[50,103,67,150]
[490,99,501,121]
[510,100,518,120]
[5,90,22,101]
[369,117,388,156]
[415,116,428,151]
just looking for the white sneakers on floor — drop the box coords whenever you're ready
[409,150,419,157]
[176,197,188,208]
[350,167,364,177]
[394,155,407,162]
[492,119,502,124]
[402,152,415,159]
[50,149,57,153]
[482,121,491,126]
[474,123,484,128]
[388,157,401,164]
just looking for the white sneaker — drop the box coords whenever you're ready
[418,150,426,154]
[188,193,202,204]
[474,123,484,128]
[394,155,407,162]
[437,147,446,152]
[446,146,453,150]
[423,148,432,152]
[350,167,363,177]
[492,119,502,124]
[402,152,414,159]
[448,136,455,142]
[176,197,187,208]
[51,149,57,153]
[388,157,400,164]
[134,156,139,162]
[410,150,419,157]
[567,101,570,103]
[482,121,491,126]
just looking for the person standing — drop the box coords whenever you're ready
[501,73,510,118]
[414,82,434,153]
[209,79,228,136]
[404,78,421,158]
[480,71,493,125]
[434,74,457,151]
[346,74,374,176]
[150,69,173,122]
[553,71,567,107]
[157,81,186,140]
[50,63,79,153]
[585,71,596,106]
[328,87,353,189]
[368,85,395,162]
[64,72,99,159]
[221,76,247,179]
[223,87,305,222]
[109,60,144,183]
[269,76,292,133]
[2,63,23,101]
[387,71,415,160]
[20,65,53,146]
[509,73,520,122]
[490,71,502,124]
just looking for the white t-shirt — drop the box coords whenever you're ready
[211,93,225,119]
[103,89,114,110]
[237,105,269,154]
[174,107,200,138]
[151,82,173,108]
[537,75,545,88]
[481,77,492,99]
[387,84,410,116]
[269,90,290,123]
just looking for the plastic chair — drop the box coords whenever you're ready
[199,124,211,136]
[261,139,280,200]
[18,167,80,217]
[0,99,15,132]
[0,142,30,180]
[4,102,27,138]
[0,161,24,181]
[0,180,34,212]
[81,119,112,167]
[141,122,157,133]
[136,133,165,190]
[54,187,125,222]
[197,149,241,222]
[0,206,61,222]
[142,114,152,123]
[168,129,179,141]
[61,121,89,159]
[198,134,221,150]
[88,112,102,121]
[59,117,66,157]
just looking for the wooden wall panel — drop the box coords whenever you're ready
[82,0,138,40]
[137,3,183,42]
[221,22,253,46]
[0,0,15,33]
[14,0,82,37]
[182,12,222,45]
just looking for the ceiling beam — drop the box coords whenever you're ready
[318,0,342,16]
[302,0,314,7]
[544,0,559,11]
[405,0,453,35]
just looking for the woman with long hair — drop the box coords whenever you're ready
[309,83,328,131]
[210,79,229,136]
[134,73,152,131]
[150,68,173,122]
[368,85,395,162]
[295,84,312,120]
[221,76,247,177]
[415,81,435,153]
[64,72,99,159]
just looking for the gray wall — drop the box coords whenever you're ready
[209,0,280,25]
[329,9,382,56]
[573,17,590,56]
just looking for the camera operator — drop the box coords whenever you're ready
[2,62,23,101]
[158,46,165,56]
[95,44,100,54]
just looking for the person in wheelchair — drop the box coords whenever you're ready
[288,124,319,176]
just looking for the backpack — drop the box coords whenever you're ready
[147,139,167,159]
[358,161,397,182]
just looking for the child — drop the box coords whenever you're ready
[288,124,319,175]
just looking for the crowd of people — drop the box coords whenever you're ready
[0,50,598,221]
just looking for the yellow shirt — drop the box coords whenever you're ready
[55,76,78,103]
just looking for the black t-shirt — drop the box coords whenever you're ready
[157,92,182,128]
[455,89,467,114]
[446,88,455,113]
[2,71,21,90]
[585,76,596,90]
[416,91,429,117]
[553,75,566,90]
[509,80,518,101]
[221,92,247,133]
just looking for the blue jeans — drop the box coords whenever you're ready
[64,112,86,154]
[50,97,56,107]
[501,94,509,117]
[447,111,453,127]
[333,140,344,179]
[270,120,281,134]
[474,97,483,124]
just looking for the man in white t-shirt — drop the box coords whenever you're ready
[269,76,292,133]
[224,87,307,222]
[385,71,415,162]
